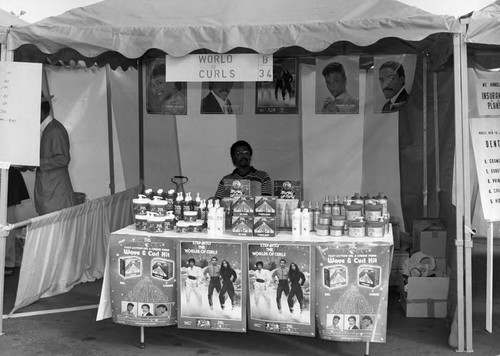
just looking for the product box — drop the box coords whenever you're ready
[253,216,276,237]
[232,196,255,216]
[220,198,234,230]
[223,179,251,198]
[400,276,449,318]
[412,218,447,258]
[275,198,299,230]
[232,216,254,236]
[273,180,302,200]
[254,196,277,216]
[119,257,142,278]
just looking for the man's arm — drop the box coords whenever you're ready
[214,179,225,200]
[261,173,272,196]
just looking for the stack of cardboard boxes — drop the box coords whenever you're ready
[231,196,277,237]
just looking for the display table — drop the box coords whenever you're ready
[97,225,393,344]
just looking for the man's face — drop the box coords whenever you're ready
[157,306,166,314]
[280,260,286,268]
[324,72,346,97]
[257,264,262,270]
[151,75,177,100]
[211,82,233,101]
[379,67,405,99]
[333,318,339,326]
[361,318,370,329]
[189,261,195,267]
[233,145,251,168]
[127,305,133,312]
[211,258,218,266]
[348,317,355,326]
[142,305,149,313]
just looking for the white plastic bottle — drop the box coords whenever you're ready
[207,207,216,236]
[292,208,302,237]
[216,207,225,235]
[301,208,311,236]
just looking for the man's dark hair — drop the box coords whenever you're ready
[280,258,286,264]
[255,261,263,267]
[211,256,218,261]
[333,315,340,321]
[41,101,51,116]
[348,315,356,322]
[141,304,150,310]
[188,258,195,264]
[379,61,405,79]
[230,140,252,158]
[322,62,346,79]
[127,303,134,308]
[362,315,372,323]
[157,304,167,310]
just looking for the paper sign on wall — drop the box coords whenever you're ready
[470,118,500,221]
[0,62,42,166]
[474,71,500,116]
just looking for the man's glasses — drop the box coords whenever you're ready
[234,151,250,157]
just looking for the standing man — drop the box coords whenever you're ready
[201,82,234,114]
[35,95,76,215]
[253,261,271,308]
[185,258,203,304]
[203,256,221,310]
[271,258,290,313]
[378,61,408,113]
[321,62,359,114]
[214,140,272,199]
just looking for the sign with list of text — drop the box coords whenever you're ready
[165,54,273,82]
[470,117,500,221]
[0,62,42,166]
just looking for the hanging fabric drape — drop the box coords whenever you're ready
[10,184,142,314]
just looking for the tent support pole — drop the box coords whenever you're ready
[138,60,145,183]
[423,56,428,216]
[459,21,473,352]
[486,221,493,332]
[0,164,11,336]
[433,72,440,214]
[105,66,115,195]
[452,32,465,353]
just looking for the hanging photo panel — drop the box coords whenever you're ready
[315,56,360,114]
[255,58,298,114]
[373,54,417,114]
[200,82,244,114]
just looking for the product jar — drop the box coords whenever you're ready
[315,224,330,236]
[347,220,366,237]
[331,215,345,227]
[134,214,148,231]
[164,212,176,231]
[366,221,385,237]
[176,221,191,234]
[318,213,332,226]
[183,211,198,223]
[191,221,203,233]
[132,194,150,215]
[329,225,343,237]
[345,204,363,221]
[364,204,383,222]
[149,196,169,216]
[147,214,166,233]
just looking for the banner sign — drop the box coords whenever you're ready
[0,62,42,166]
[109,234,177,327]
[316,242,392,342]
[470,118,500,221]
[247,243,315,337]
[165,54,273,82]
[473,71,500,116]
[177,240,247,332]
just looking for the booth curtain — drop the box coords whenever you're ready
[10,184,142,314]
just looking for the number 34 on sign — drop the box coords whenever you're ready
[165,54,273,82]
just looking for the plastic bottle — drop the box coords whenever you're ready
[216,207,225,235]
[207,207,216,236]
[292,208,302,237]
[340,195,348,217]
[199,199,207,223]
[301,208,311,236]
[144,188,154,200]
[166,189,175,212]
[312,201,321,231]
[156,188,164,199]
[195,193,202,217]
[322,195,332,215]
[307,202,314,231]
[174,192,184,220]
[332,195,341,215]
[184,192,193,212]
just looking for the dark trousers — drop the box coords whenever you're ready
[287,283,304,311]
[219,281,235,307]
[276,280,290,310]
[208,277,221,307]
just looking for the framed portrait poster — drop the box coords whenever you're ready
[255,58,298,114]
[200,82,244,114]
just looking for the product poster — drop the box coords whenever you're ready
[109,234,177,327]
[315,56,360,114]
[373,54,417,114]
[247,243,315,337]
[146,58,187,115]
[316,242,392,342]
[470,69,500,116]
[200,81,244,114]
[470,117,500,221]
[255,57,298,114]
[177,240,247,332]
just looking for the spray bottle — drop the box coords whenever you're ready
[292,208,302,237]
[301,208,311,236]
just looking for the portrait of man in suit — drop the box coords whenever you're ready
[378,60,408,113]
[201,81,243,114]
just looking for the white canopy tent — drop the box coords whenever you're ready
[2,0,479,351]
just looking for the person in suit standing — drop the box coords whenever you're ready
[378,61,409,113]
[35,95,76,215]
[201,82,234,114]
